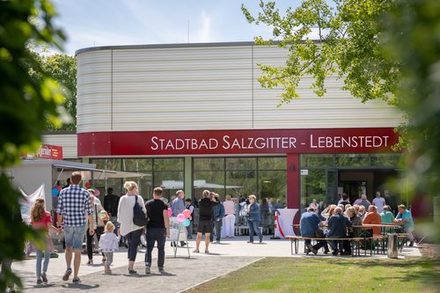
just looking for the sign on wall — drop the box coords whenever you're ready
[78,128,399,156]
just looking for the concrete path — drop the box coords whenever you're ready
[12,236,421,292]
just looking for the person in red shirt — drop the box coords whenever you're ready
[362,205,382,235]
[31,198,60,285]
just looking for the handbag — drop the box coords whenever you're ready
[133,196,148,226]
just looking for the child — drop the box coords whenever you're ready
[99,221,119,274]
[30,198,60,285]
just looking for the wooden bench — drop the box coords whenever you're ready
[286,235,377,257]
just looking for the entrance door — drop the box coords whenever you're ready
[326,169,338,204]
[340,181,367,201]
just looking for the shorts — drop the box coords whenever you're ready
[64,225,86,249]
[197,220,212,234]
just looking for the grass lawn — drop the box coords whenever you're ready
[185,257,440,293]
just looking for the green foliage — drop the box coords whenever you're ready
[30,52,77,131]
[242,0,400,105]
[0,0,65,290]
[383,0,440,242]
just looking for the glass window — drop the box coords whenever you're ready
[370,153,401,168]
[301,169,326,208]
[154,158,184,171]
[226,170,257,198]
[336,154,369,167]
[154,171,184,201]
[193,170,225,201]
[122,159,152,172]
[193,158,224,171]
[258,157,286,170]
[258,170,286,205]
[301,154,335,168]
[226,157,256,170]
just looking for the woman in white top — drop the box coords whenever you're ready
[117,181,146,274]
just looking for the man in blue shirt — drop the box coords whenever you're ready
[395,204,415,246]
[300,207,328,255]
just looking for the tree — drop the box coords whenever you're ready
[0,0,65,290]
[32,52,77,131]
[243,0,440,241]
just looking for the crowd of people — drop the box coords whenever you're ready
[26,171,278,285]
[301,192,415,256]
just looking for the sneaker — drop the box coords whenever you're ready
[72,277,80,284]
[158,267,165,274]
[145,267,151,275]
[247,241,254,244]
[105,266,112,274]
[36,278,43,285]
[128,269,137,275]
[205,249,210,254]
[193,249,199,253]
[62,268,72,281]
[87,259,93,265]
[41,272,48,283]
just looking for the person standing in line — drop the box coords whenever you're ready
[247,195,263,244]
[144,187,170,274]
[99,221,119,274]
[103,188,120,226]
[222,195,236,238]
[86,189,107,265]
[194,190,215,254]
[31,198,60,284]
[372,191,386,213]
[171,190,186,247]
[185,198,195,239]
[210,194,225,244]
[57,172,94,283]
[117,181,146,274]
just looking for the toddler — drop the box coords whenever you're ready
[99,221,119,274]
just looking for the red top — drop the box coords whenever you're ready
[363,212,382,235]
[32,211,52,231]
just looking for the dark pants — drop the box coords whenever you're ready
[247,220,262,243]
[87,226,104,260]
[210,220,223,242]
[328,239,343,253]
[313,239,329,252]
[145,228,166,268]
[126,228,143,262]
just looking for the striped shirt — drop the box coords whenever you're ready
[57,185,92,227]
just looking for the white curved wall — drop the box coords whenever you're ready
[76,43,402,133]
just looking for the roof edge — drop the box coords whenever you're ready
[75,41,261,56]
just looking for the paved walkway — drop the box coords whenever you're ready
[12,236,421,292]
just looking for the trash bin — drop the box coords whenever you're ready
[387,233,398,259]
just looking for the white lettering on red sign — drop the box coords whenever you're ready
[309,135,389,148]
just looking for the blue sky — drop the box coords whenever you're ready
[52,0,300,55]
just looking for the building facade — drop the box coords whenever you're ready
[44,42,402,211]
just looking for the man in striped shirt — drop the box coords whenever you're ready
[57,172,93,283]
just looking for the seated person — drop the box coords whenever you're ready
[326,207,351,256]
[300,207,328,255]
[363,205,382,236]
[380,205,395,234]
[394,204,415,246]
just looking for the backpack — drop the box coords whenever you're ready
[133,196,148,226]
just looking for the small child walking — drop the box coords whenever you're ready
[99,221,119,274]
[31,198,60,285]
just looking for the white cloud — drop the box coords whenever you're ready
[195,10,212,43]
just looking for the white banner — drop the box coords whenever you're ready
[19,184,45,224]
[274,208,298,238]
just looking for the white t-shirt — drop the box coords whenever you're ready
[372,197,386,213]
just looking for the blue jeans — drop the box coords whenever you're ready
[64,225,85,249]
[36,249,50,278]
[126,228,143,262]
[145,228,166,268]
[247,220,262,243]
